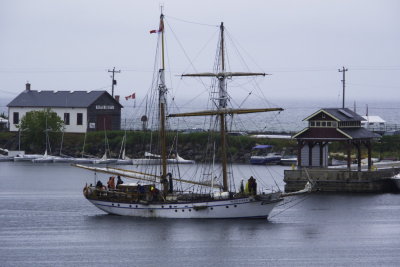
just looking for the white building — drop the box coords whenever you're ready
[7,83,122,133]
[361,115,386,132]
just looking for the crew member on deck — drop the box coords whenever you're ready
[107,176,115,190]
[248,176,257,195]
[167,173,173,193]
[117,176,123,186]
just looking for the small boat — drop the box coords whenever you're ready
[115,131,132,165]
[391,173,400,190]
[52,155,76,163]
[72,157,97,164]
[32,150,56,163]
[0,155,13,162]
[14,153,43,162]
[93,152,118,164]
[132,152,194,165]
[250,145,282,165]
[280,155,298,166]
[116,157,132,165]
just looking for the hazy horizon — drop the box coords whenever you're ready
[1,0,399,106]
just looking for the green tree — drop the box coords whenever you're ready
[18,109,64,152]
[0,112,7,119]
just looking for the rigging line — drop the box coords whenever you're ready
[165,15,218,28]
[265,166,282,192]
[225,31,274,109]
[0,89,18,95]
[0,69,106,74]
[164,19,210,91]
[225,31,251,74]
[181,29,220,74]
[346,83,400,89]
[225,29,262,73]
[351,67,400,71]
[269,194,312,219]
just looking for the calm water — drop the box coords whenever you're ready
[1,162,400,267]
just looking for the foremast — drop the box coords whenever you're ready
[157,12,168,194]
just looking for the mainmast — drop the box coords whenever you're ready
[171,22,282,193]
[157,12,168,193]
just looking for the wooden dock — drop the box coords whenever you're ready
[284,162,400,193]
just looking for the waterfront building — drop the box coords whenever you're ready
[361,115,386,134]
[292,108,379,171]
[7,83,122,133]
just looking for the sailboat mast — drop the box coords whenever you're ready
[158,12,168,191]
[219,22,228,192]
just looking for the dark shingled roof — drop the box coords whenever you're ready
[322,108,364,121]
[293,127,380,140]
[305,108,365,122]
[340,127,381,139]
[7,90,122,108]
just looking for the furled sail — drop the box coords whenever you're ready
[168,108,284,118]
[73,164,222,189]
[182,72,269,78]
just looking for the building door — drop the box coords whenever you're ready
[96,115,112,131]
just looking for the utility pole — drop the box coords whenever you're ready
[338,66,348,108]
[108,67,121,97]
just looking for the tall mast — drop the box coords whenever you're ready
[174,22,280,193]
[218,22,229,192]
[158,12,168,192]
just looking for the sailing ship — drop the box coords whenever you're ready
[76,12,310,219]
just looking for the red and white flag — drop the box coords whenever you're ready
[125,93,136,100]
[150,19,164,34]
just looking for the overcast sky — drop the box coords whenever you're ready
[1,0,399,111]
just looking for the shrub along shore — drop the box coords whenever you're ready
[0,131,399,163]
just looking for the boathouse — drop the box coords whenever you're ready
[284,108,400,193]
[7,83,123,133]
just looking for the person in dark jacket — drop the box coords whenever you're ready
[117,176,123,186]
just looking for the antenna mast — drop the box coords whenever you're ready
[338,66,348,108]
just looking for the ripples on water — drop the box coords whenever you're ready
[1,162,400,267]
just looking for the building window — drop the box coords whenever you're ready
[321,122,326,127]
[77,113,83,125]
[327,122,332,127]
[64,113,70,125]
[310,121,315,127]
[316,122,320,127]
[13,112,19,124]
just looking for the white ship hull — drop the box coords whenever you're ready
[86,196,281,219]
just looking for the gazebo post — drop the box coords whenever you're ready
[319,142,324,167]
[308,141,314,167]
[347,141,352,170]
[367,141,372,170]
[355,142,361,171]
[297,140,303,169]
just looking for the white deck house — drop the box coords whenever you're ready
[7,83,122,133]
